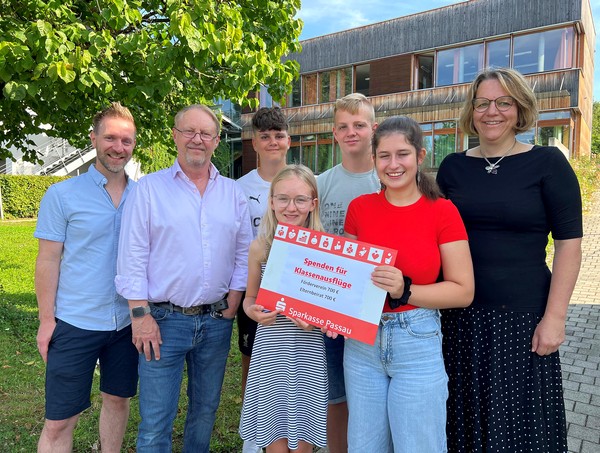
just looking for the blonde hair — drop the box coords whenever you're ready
[334,93,375,124]
[92,102,136,134]
[258,164,324,256]
[459,68,538,136]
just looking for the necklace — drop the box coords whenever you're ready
[479,139,517,174]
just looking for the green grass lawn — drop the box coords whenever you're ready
[0,158,597,451]
[0,220,244,452]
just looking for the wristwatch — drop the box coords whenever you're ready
[130,305,151,318]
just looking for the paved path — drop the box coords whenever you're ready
[563,190,600,453]
[318,191,600,453]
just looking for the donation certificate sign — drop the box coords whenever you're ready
[257,223,397,345]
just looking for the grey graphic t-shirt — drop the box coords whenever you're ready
[317,164,379,236]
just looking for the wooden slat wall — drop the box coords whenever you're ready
[302,74,318,105]
[239,0,595,163]
[241,70,580,139]
[289,0,585,73]
[369,55,412,96]
[575,0,595,157]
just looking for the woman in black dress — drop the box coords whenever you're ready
[437,67,583,452]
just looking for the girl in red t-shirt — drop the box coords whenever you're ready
[339,116,474,452]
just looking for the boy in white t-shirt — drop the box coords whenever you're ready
[236,107,290,453]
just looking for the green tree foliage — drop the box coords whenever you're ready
[135,140,231,175]
[591,101,600,157]
[0,0,302,164]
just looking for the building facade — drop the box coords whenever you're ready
[238,0,595,175]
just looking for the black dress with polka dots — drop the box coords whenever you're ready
[442,308,567,452]
[437,147,582,452]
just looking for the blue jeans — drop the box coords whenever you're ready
[324,334,346,403]
[344,308,448,453]
[137,306,234,453]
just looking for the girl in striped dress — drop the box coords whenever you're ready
[239,164,328,453]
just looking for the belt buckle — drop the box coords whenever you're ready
[181,305,203,316]
[209,298,228,319]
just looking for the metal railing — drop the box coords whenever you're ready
[1,137,95,176]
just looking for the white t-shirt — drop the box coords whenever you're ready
[236,169,271,239]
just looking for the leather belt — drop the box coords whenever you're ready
[150,299,228,316]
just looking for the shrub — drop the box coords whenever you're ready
[571,156,600,212]
[0,175,68,219]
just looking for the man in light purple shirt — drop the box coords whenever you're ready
[116,104,251,452]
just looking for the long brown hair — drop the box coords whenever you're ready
[372,116,441,201]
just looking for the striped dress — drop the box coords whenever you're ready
[239,264,328,449]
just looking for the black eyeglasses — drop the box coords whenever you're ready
[174,127,218,141]
[472,96,515,112]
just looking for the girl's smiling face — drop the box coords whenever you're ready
[270,176,316,227]
[375,132,425,193]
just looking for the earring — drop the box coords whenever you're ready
[417,167,421,185]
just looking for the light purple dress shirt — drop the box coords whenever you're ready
[115,160,251,307]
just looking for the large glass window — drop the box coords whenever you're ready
[416,54,434,89]
[486,39,510,68]
[420,124,434,168]
[301,135,317,169]
[287,134,337,173]
[319,68,352,103]
[536,113,571,154]
[436,44,484,86]
[420,122,456,168]
[355,64,370,96]
[217,98,241,125]
[288,136,301,164]
[412,26,574,91]
[513,27,574,74]
[538,124,570,148]
[287,78,301,107]
[433,122,456,167]
[537,113,572,152]
[316,133,334,174]
[258,87,273,108]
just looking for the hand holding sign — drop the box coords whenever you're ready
[257,224,397,345]
[244,299,281,326]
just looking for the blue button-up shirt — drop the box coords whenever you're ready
[34,165,134,331]
[115,160,251,306]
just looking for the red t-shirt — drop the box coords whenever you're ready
[345,191,468,312]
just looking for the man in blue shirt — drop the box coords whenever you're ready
[34,103,138,453]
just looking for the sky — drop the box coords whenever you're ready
[297,0,600,101]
